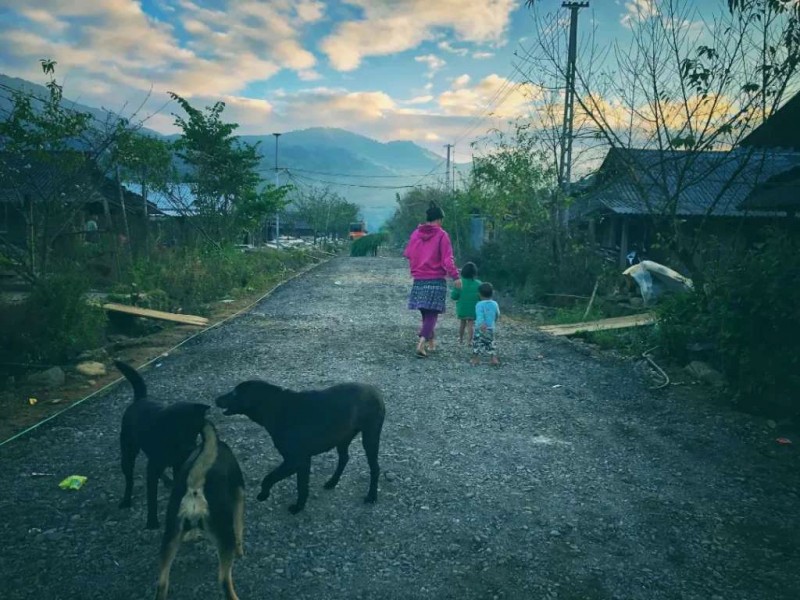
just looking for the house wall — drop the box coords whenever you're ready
[590,212,785,274]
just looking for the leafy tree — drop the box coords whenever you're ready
[288,185,360,239]
[168,93,287,242]
[113,130,175,240]
[385,187,457,246]
[521,0,800,280]
[470,124,556,234]
[0,60,94,278]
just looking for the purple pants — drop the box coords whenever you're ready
[418,309,440,341]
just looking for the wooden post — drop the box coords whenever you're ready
[619,218,629,268]
[142,172,149,250]
[606,215,618,247]
[583,278,599,320]
[116,167,131,243]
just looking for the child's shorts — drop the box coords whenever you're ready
[472,328,496,356]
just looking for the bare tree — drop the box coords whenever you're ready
[519,0,800,277]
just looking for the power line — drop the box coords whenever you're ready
[408,37,540,188]
[0,82,146,133]
[287,170,434,190]
[262,166,446,179]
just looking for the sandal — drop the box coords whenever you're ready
[416,348,428,358]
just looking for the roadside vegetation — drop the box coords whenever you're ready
[386,0,800,416]
[0,61,345,390]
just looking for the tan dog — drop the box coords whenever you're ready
[155,420,245,600]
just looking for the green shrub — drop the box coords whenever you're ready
[473,231,611,304]
[0,272,106,365]
[351,233,388,257]
[655,291,710,364]
[656,229,800,414]
[125,245,317,313]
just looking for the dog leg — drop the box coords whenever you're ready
[119,435,137,509]
[324,438,354,490]
[362,424,382,504]
[154,520,182,600]
[257,461,299,501]
[233,487,245,557]
[288,458,311,514]
[218,545,239,600]
[145,461,164,529]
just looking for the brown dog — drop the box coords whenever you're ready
[216,380,385,514]
[155,420,245,600]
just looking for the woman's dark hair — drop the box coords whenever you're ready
[461,262,478,279]
[426,202,444,222]
[478,282,493,298]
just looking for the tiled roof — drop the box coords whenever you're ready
[739,165,800,211]
[575,147,800,218]
[741,92,800,150]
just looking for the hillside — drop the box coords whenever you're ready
[1,74,446,227]
[0,73,162,138]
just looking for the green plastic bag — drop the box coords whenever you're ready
[58,475,87,490]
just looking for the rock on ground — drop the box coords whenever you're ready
[0,257,798,600]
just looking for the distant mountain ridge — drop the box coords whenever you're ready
[1,73,443,226]
[0,73,163,138]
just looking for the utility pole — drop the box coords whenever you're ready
[444,143,453,191]
[272,132,281,248]
[451,145,456,193]
[559,1,588,201]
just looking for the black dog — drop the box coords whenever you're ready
[155,420,245,600]
[216,380,385,514]
[115,360,210,529]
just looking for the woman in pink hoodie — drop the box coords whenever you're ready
[403,202,462,357]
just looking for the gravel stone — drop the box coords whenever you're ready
[0,257,798,600]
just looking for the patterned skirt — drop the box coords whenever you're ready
[408,278,447,312]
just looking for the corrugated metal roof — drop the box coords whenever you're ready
[123,182,197,216]
[575,147,800,218]
[739,165,800,211]
[741,92,800,150]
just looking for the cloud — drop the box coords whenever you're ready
[321,0,517,71]
[295,1,325,23]
[17,8,69,34]
[621,0,659,27]
[452,74,471,89]
[404,95,435,105]
[415,54,446,78]
[438,41,468,56]
[298,69,323,81]
[0,0,321,101]
[472,51,495,59]
[438,73,539,119]
[276,88,397,122]
[264,86,483,153]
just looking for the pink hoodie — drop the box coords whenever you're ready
[403,223,460,281]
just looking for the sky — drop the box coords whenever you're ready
[0,1,660,159]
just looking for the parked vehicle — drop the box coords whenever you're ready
[348,221,368,240]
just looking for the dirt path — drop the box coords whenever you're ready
[0,256,797,600]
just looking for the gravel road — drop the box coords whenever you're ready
[1,256,798,600]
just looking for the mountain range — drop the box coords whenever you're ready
[1,73,447,227]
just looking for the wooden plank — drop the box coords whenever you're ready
[102,303,208,326]
[538,313,656,336]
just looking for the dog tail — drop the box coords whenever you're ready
[114,360,147,402]
[178,420,218,523]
